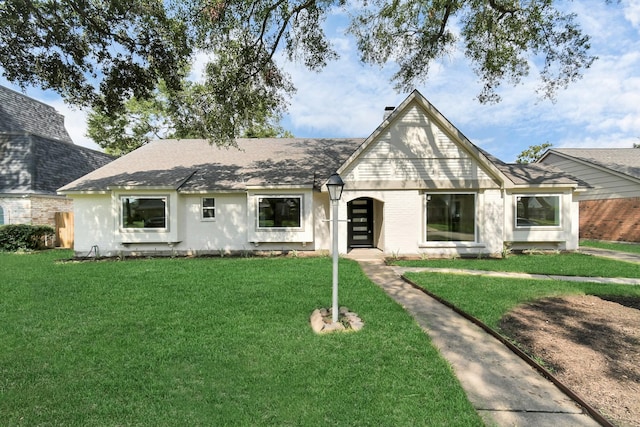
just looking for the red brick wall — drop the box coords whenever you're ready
[579,197,640,242]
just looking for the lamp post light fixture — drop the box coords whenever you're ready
[326,172,345,323]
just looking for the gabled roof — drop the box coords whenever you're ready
[0,85,72,143]
[59,138,365,193]
[338,90,578,189]
[540,148,640,181]
[0,133,115,194]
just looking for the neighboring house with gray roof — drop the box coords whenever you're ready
[0,85,114,244]
[538,148,640,242]
[59,90,581,257]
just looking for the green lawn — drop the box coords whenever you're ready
[0,250,481,426]
[404,272,640,330]
[392,252,640,278]
[580,239,640,254]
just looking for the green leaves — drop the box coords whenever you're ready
[350,0,462,91]
[516,142,552,164]
[349,0,596,102]
[87,75,293,155]
[0,224,55,251]
[1,0,599,147]
[462,0,594,103]
[0,0,190,113]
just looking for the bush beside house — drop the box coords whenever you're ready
[0,224,55,251]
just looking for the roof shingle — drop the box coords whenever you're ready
[59,138,365,192]
[0,85,72,143]
[1,133,115,194]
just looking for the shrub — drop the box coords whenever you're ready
[0,224,55,251]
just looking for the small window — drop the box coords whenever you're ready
[258,196,301,228]
[0,206,4,225]
[516,196,560,227]
[202,198,216,220]
[426,193,476,242]
[121,196,167,229]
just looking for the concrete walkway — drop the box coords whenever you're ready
[577,246,640,264]
[392,267,640,286]
[346,249,616,426]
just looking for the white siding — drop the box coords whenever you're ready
[343,103,497,189]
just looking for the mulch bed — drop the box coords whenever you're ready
[499,295,640,427]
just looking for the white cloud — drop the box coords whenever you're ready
[624,0,640,28]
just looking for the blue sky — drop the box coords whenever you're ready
[3,0,640,162]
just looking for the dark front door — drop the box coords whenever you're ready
[348,198,374,247]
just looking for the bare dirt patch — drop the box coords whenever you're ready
[499,295,640,427]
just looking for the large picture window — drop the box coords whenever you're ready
[516,196,560,227]
[258,196,301,228]
[121,196,167,229]
[426,193,475,241]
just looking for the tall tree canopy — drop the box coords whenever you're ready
[0,0,191,113]
[1,0,597,145]
[87,78,294,156]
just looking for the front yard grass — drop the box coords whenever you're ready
[0,251,481,426]
[392,252,640,278]
[404,272,640,329]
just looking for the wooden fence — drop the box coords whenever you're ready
[55,212,74,248]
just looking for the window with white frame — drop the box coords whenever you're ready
[258,196,302,228]
[516,195,560,227]
[426,193,476,241]
[0,205,4,225]
[202,197,215,220]
[121,196,167,229]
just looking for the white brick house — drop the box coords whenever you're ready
[59,91,581,257]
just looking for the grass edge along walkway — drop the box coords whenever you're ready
[403,270,640,331]
[391,252,640,278]
[0,251,482,426]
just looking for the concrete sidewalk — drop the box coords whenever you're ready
[578,246,640,264]
[350,252,603,426]
[392,266,640,285]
